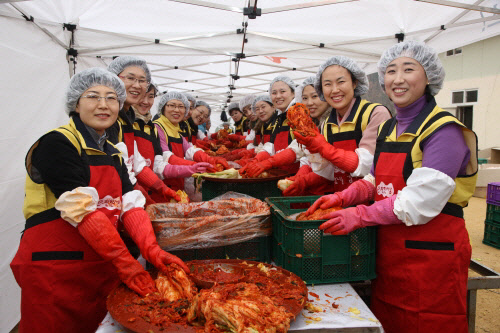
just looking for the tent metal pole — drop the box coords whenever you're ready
[9,3,67,49]
[262,0,358,14]
[169,0,243,13]
[415,0,500,14]
[77,42,154,55]
[425,0,485,43]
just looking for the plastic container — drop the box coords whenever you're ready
[486,203,500,222]
[169,236,272,263]
[265,196,376,284]
[478,158,488,165]
[200,169,289,201]
[483,219,500,249]
[487,182,500,205]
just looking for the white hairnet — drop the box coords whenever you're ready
[239,94,255,112]
[227,102,241,114]
[315,56,369,100]
[295,76,316,103]
[148,81,158,95]
[251,94,273,112]
[269,75,296,96]
[195,100,211,116]
[378,40,445,96]
[184,92,196,107]
[157,91,190,117]
[107,56,151,84]
[66,67,126,115]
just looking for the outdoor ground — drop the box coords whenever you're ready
[464,197,500,333]
[9,197,500,333]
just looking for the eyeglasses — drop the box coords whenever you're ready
[118,75,150,87]
[81,94,119,105]
[165,103,186,111]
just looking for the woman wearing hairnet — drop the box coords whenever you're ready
[236,95,279,167]
[292,56,391,192]
[280,76,336,196]
[107,56,181,203]
[178,92,196,142]
[10,68,189,333]
[239,76,300,176]
[153,92,229,192]
[131,85,200,204]
[307,41,478,332]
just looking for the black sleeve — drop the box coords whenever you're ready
[107,121,120,144]
[152,129,163,156]
[120,157,134,194]
[31,132,89,198]
[243,118,251,132]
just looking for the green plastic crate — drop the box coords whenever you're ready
[483,219,500,249]
[201,178,283,201]
[478,158,488,165]
[486,203,500,222]
[266,196,376,284]
[169,236,272,263]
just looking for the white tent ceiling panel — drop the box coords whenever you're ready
[2,1,500,332]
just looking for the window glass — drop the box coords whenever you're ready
[452,91,464,104]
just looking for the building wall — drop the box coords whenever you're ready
[435,35,500,150]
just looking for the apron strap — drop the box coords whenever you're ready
[24,207,60,232]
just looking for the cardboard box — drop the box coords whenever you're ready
[473,164,500,198]
[478,147,500,164]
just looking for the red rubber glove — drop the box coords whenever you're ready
[294,130,359,173]
[319,196,401,235]
[245,148,296,178]
[78,210,156,296]
[283,171,325,197]
[238,150,270,175]
[193,151,230,170]
[286,165,312,182]
[134,183,155,206]
[122,208,190,273]
[168,154,196,166]
[228,134,246,142]
[136,167,181,202]
[305,179,376,216]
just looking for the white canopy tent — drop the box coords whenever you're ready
[1,0,499,331]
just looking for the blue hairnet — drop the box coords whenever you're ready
[295,76,316,103]
[66,67,126,115]
[195,100,211,116]
[157,91,190,117]
[377,40,445,96]
[269,76,296,96]
[184,92,196,107]
[239,94,255,112]
[314,56,369,100]
[251,94,273,113]
[227,102,241,114]
[107,56,151,84]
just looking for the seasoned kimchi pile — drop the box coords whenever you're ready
[287,103,317,137]
[296,207,342,221]
[122,261,307,333]
[146,198,271,251]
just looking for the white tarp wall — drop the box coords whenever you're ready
[0,13,69,331]
[1,1,499,331]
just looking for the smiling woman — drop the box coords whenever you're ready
[9,68,192,333]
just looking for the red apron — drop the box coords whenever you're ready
[162,135,185,191]
[271,113,299,174]
[371,132,470,333]
[11,147,123,333]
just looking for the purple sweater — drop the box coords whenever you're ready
[371,95,470,178]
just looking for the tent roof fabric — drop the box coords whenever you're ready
[2,0,499,112]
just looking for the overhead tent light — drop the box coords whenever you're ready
[243,6,261,19]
